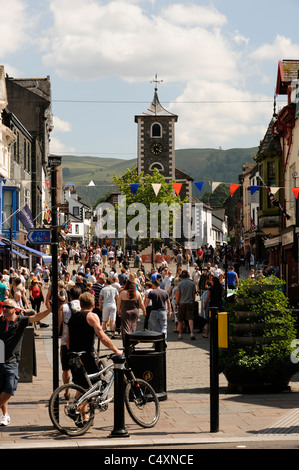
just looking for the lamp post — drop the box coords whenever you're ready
[48,155,62,392]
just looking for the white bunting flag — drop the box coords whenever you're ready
[152,183,161,196]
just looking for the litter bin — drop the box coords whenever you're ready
[124,330,167,401]
[19,326,37,383]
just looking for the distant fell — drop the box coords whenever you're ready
[60,147,258,206]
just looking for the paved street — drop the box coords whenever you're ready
[1,262,299,450]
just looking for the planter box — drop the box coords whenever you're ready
[246,284,276,294]
[236,297,258,305]
[229,335,283,345]
[220,278,297,393]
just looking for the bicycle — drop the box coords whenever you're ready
[48,346,160,436]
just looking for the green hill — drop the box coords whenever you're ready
[59,147,258,206]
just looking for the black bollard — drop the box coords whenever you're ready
[109,354,130,438]
[210,307,219,432]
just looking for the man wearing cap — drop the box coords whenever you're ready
[175,270,196,340]
[0,299,52,426]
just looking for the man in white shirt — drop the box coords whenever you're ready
[192,267,201,293]
[212,264,222,278]
[163,270,174,294]
[99,278,119,338]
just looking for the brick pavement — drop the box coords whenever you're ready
[1,261,299,449]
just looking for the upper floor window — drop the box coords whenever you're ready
[267,161,276,186]
[151,123,162,137]
[150,162,164,172]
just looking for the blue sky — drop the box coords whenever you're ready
[2,0,299,159]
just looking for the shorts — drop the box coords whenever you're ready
[60,344,70,371]
[177,303,194,322]
[0,362,19,396]
[71,353,99,389]
[102,305,116,322]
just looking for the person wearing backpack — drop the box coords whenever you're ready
[58,286,81,392]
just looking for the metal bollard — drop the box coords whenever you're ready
[210,307,219,432]
[109,354,130,438]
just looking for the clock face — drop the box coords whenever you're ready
[151,142,163,156]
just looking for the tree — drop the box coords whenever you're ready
[113,166,187,264]
[201,183,230,207]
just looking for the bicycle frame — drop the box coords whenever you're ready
[70,344,139,410]
[74,359,114,408]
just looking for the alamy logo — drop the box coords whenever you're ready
[95,195,205,249]
[0,339,5,363]
[291,339,299,364]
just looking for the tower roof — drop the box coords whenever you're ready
[135,87,178,121]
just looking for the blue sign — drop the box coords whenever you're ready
[27,229,51,244]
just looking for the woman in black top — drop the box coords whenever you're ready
[203,277,223,338]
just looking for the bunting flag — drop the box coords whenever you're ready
[172,183,182,195]
[88,180,95,186]
[21,180,31,188]
[194,182,204,191]
[16,204,35,230]
[250,186,259,195]
[230,184,240,197]
[292,188,299,199]
[130,184,140,196]
[45,182,49,187]
[212,182,221,192]
[271,187,280,195]
[259,176,290,220]
[250,217,257,231]
[152,183,161,196]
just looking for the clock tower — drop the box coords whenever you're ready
[135,80,178,182]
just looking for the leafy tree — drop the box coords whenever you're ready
[113,166,187,264]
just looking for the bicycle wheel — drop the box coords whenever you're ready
[124,378,160,428]
[49,383,95,436]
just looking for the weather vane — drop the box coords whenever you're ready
[151,74,163,90]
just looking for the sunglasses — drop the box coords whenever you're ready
[2,305,15,309]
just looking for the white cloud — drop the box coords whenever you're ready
[0,0,33,58]
[250,35,299,61]
[50,137,75,155]
[231,30,249,46]
[50,116,73,154]
[160,3,227,27]
[42,0,237,83]
[53,116,72,134]
[170,80,271,148]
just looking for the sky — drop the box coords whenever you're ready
[2,0,299,160]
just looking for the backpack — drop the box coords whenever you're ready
[59,301,80,337]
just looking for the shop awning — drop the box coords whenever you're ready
[0,241,29,259]
[0,238,52,262]
[12,241,52,262]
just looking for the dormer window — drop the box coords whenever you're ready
[151,123,162,137]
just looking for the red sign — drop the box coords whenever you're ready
[141,254,152,263]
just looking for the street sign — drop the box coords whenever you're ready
[27,229,51,244]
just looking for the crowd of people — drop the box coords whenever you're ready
[0,240,280,428]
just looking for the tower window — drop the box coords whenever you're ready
[150,162,164,171]
[152,123,162,137]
